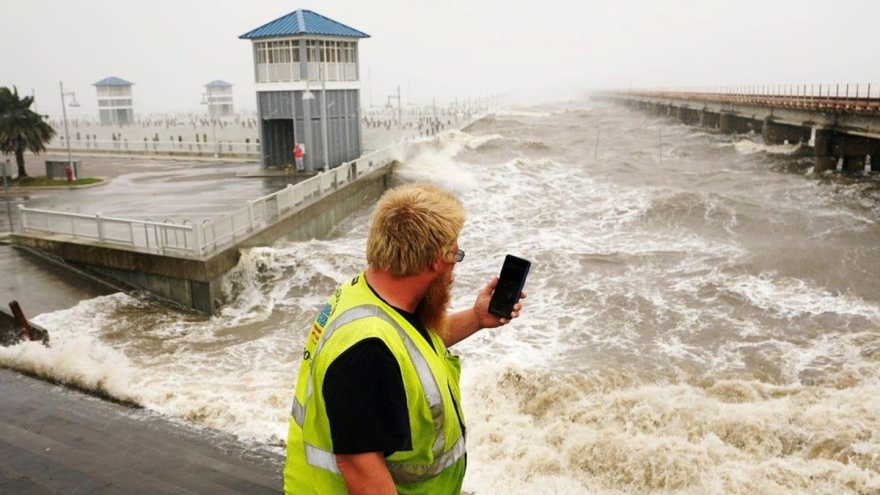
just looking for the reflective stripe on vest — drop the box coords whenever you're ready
[290,304,464,482]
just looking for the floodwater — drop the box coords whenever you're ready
[2,101,880,494]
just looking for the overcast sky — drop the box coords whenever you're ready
[3,0,878,119]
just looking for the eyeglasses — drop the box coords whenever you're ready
[447,249,465,263]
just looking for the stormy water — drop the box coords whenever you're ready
[3,101,880,494]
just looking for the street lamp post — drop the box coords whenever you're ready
[303,84,314,173]
[200,93,219,158]
[386,86,401,140]
[59,81,80,178]
[319,64,329,172]
[302,65,330,172]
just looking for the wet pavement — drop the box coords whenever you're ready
[0,367,284,495]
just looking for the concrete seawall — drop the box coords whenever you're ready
[11,163,394,314]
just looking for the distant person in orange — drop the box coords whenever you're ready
[293,142,305,172]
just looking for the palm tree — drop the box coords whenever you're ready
[0,86,56,178]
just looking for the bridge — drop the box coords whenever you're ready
[597,83,880,173]
[9,146,400,314]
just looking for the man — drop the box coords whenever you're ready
[283,183,525,495]
[293,142,305,172]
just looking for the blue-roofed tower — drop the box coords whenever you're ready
[240,9,370,170]
[204,80,234,118]
[94,77,134,125]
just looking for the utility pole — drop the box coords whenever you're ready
[59,81,80,177]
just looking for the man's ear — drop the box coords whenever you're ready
[430,254,446,273]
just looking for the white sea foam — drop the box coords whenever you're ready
[734,139,803,155]
[463,133,507,149]
[494,109,553,119]
[723,272,880,321]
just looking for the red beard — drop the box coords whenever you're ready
[416,269,453,339]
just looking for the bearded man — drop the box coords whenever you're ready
[283,183,525,495]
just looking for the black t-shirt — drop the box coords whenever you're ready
[322,286,435,456]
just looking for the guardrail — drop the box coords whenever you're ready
[17,145,401,257]
[606,83,880,115]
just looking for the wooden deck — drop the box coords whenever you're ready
[0,368,284,494]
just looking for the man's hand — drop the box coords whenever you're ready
[473,276,527,328]
[444,276,527,347]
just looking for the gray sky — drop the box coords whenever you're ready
[3,0,878,119]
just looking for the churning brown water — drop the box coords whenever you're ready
[2,101,880,494]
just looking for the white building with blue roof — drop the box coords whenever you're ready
[204,80,234,118]
[240,9,370,170]
[94,76,134,125]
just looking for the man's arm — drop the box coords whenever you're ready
[323,339,412,493]
[336,452,397,495]
[443,276,526,347]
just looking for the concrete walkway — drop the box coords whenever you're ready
[0,368,283,495]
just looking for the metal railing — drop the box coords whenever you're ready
[609,83,880,115]
[18,145,401,257]
[17,209,198,254]
[256,62,358,83]
[50,139,261,157]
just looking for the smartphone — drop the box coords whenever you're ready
[488,255,531,318]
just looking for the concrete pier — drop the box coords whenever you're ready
[600,91,880,174]
[10,163,393,314]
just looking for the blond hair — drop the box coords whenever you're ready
[367,183,465,277]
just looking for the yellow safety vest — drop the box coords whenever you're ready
[283,272,467,495]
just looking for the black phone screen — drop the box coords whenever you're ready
[488,255,531,318]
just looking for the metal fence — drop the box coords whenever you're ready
[18,145,401,257]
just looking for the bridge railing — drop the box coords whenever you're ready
[18,145,402,257]
[613,83,880,115]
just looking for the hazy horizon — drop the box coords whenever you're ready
[3,0,878,119]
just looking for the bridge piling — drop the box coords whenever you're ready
[842,155,866,173]
[699,110,719,129]
[810,130,880,173]
[761,118,811,145]
[719,113,734,133]
[813,129,837,173]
